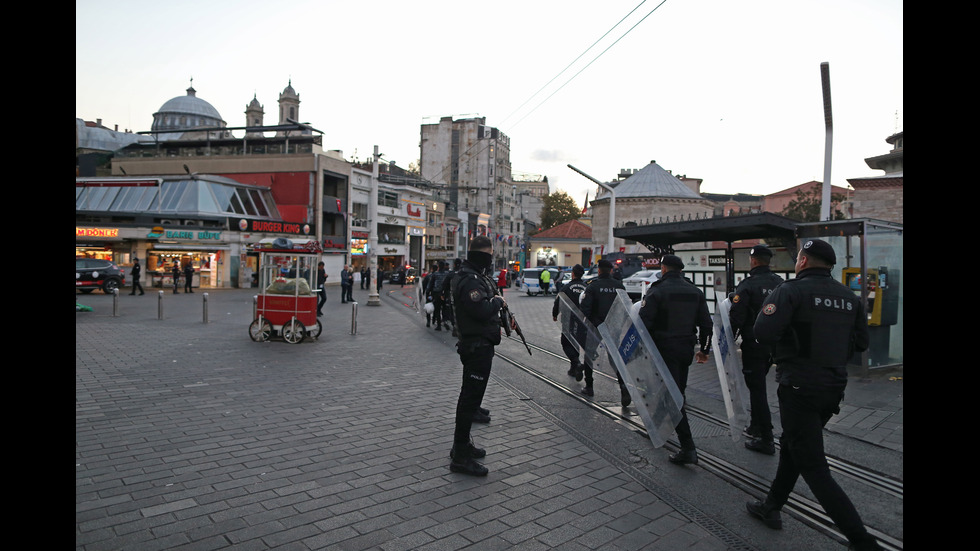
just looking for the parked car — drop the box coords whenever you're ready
[622,269,662,300]
[76,257,125,294]
[389,268,418,285]
[519,267,562,296]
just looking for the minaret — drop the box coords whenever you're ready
[277,79,300,136]
[245,93,264,138]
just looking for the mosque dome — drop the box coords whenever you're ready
[151,82,227,137]
[595,161,701,200]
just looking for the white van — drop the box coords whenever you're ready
[519,267,561,296]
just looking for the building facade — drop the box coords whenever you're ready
[846,131,903,224]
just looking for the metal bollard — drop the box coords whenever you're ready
[350,301,358,335]
[202,292,209,323]
[112,288,120,316]
[158,290,164,320]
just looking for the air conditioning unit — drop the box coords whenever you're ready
[470,188,479,194]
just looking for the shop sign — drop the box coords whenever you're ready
[236,218,312,235]
[147,226,165,239]
[76,227,119,238]
[164,230,222,240]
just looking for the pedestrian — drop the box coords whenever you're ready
[553,264,588,380]
[171,261,181,293]
[129,257,144,295]
[539,267,551,295]
[729,244,784,455]
[579,259,627,401]
[421,268,435,327]
[360,266,367,289]
[447,236,510,476]
[638,254,713,466]
[428,261,452,331]
[746,239,881,551]
[364,266,371,291]
[184,262,194,293]
[376,268,384,293]
[341,265,353,303]
[316,261,328,316]
[441,258,463,337]
[497,268,507,296]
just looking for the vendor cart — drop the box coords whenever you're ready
[249,245,323,344]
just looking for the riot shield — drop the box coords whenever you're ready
[558,294,604,370]
[712,297,751,442]
[597,290,684,448]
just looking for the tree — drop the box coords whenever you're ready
[407,160,421,177]
[540,190,581,230]
[780,187,847,222]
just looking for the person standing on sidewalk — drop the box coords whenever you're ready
[340,265,352,303]
[171,261,181,294]
[447,236,509,476]
[638,254,713,466]
[746,239,881,551]
[184,262,194,293]
[129,257,144,295]
[552,264,588,380]
[579,259,627,402]
[729,244,783,455]
[316,261,328,316]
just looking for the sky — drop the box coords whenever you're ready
[76,0,903,208]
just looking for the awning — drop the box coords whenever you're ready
[613,212,798,247]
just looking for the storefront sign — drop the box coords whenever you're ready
[165,230,222,240]
[76,227,119,238]
[236,219,312,235]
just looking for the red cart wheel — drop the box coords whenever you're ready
[282,318,306,344]
[249,318,272,342]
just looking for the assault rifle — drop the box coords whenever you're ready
[501,304,532,355]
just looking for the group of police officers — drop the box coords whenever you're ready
[430,235,880,550]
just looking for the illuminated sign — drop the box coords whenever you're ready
[164,230,222,240]
[236,219,311,235]
[76,227,119,238]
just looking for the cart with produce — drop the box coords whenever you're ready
[248,242,323,344]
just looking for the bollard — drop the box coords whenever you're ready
[350,301,358,335]
[202,292,209,323]
[158,290,164,320]
[112,288,120,316]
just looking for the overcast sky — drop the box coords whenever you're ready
[76,0,903,208]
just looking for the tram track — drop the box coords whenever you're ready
[498,335,903,551]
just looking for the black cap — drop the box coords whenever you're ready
[749,244,773,258]
[660,254,684,270]
[801,239,836,265]
[597,259,613,270]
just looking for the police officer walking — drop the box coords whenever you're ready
[638,254,712,466]
[552,264,588,380]
[129,257,144,295]
[579,259,629,403]
[447,237,510,476]
[428,261,452,331]
[746,239,881,551]
[729,244,784,455]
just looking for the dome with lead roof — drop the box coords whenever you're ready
[151,82,227,137]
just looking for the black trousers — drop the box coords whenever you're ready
[432,297,446,326]
[131,279,143,294]
[767,385,876,547]
[453,344,494,453]
[660,342,695,451]
[742,352,774,439]
[560,334,580,367]
[317,287,327,313]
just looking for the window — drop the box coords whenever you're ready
[379,191,399,209]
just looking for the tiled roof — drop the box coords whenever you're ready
[595,161,701,200]
[532,219,592,239]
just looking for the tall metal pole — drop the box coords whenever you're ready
[567,164,614,259]
[367,145,381,306]
[820,62,833,221]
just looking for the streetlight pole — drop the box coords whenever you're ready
[367,145,381,306]
[567,164,614,259]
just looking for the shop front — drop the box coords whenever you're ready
[146,228,232,289]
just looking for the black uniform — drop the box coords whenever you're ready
[421,271,435,327]
[638,270,712,459]
[448,258,503,474]
[129,260,144,295]
[428,266,452,331]
[553,276,588,376]
[751,264,877,549]
[316,265,327,316]
[729,264,784,443]
[579,272,625,396]
[184,264,194,293]
[171,264,181,293]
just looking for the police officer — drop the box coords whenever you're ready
[448,237,510,476]
[429,261,452,331]
[129,257,144,295]
[746,239,880,551]
[729,244,784,455]
[579,259,628,403]
[638,254,712,466]
[552,264,588,380]
[421,267,436,327]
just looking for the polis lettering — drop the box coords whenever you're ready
[812,295,853,311]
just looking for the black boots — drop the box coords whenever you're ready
[668,448,698,465]
[744,437,776,455]
[620,386,632,408]
[746,499,782,529]
[581,386,594,397]
[449,438,486,461]
[450,438,488,476]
